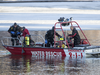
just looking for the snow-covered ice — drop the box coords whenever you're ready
[0,2,100,30]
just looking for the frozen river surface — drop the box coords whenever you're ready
[0,2,100,30]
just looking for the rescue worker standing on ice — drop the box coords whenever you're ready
[45,26,61,47]
[68,26,81,47]
[8,23,21,46]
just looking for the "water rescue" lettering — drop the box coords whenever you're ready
[31,51,62,57]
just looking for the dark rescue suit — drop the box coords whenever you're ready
[8,24,20,46]
[69,28,81,46]
[45,29,61,47]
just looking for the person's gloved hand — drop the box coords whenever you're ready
[45,40,48,44]
[17,32,21,35]
[11,31,15,34]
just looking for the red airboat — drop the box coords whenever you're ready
[1,21,100,58]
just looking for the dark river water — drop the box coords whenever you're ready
[0,54,100,75]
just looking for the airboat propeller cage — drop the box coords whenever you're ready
[54,21,91,48]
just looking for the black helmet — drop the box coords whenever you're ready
[23,26,25,29]
[14,22,17,26]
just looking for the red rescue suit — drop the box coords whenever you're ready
[22,28,30,37]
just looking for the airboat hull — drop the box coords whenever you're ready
[3,45,85,58]
[2,21,100,58]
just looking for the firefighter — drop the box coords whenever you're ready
[68,26,81,47]
[8,23,21,46]
[45,26,62,47]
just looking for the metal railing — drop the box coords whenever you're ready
[1,34,45,47]
[1,37,23,46]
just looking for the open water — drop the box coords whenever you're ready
[0,54,100,75]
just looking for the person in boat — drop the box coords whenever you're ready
[68,26,81,47]
[20,27,30,37]
[8,22,21,46]
[45,26,62,47]
[20,27,35,46]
